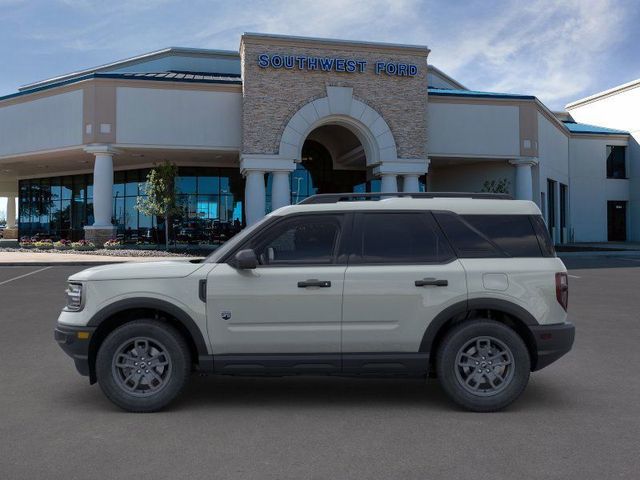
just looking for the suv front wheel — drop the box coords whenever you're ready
[96,320,191,412]
[436,319,530,412]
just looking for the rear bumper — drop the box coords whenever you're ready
[530,322,575,371]
[54,324,96,378]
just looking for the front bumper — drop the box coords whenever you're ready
[530,321,575,371]
[54,324,96,378]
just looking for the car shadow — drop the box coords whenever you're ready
[169,374,574,413]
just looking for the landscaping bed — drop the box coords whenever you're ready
[0,247,200,257]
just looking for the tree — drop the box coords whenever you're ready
[136,161,181,250]
[481,178,511,194]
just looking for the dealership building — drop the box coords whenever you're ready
[0,33,636,245]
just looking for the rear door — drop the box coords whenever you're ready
[341,211,467,369]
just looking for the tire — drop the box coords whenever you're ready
[436,319,530,412]
[96,320,191,412]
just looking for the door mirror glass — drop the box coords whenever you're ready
[232,249,258,269]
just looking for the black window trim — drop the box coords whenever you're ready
[348,210,457,266]
[222,211,352,268]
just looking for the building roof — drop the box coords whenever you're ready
[0,71,241,103]
[562,121,629,135]
[428,87,535,100]
[19,47,240,92]
[566,78,640,109]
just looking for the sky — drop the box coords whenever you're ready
[0,0,639,217]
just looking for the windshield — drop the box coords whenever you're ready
[204,215,273,263]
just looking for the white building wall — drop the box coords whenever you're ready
[536,113,570,242]
[116,87,242,149]
[427,103,520,157]
[0,90,83,157]
[568,87,640,241]
[568,137,629,242]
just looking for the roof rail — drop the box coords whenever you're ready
[298,192,512,204]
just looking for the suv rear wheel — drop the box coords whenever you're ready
[96,320,191,412]
[436,319,530,412]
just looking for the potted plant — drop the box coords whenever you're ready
[103,238,123,250]
[71,239,96,251]
[54,239,72,251]
[19,239,34,249]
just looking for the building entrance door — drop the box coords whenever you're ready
[607,201,627,241]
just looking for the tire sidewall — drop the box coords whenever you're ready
[96,320,190,412]
[437,320,531,412]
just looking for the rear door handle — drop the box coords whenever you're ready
[298,279,332,288]
[415,278,448,287]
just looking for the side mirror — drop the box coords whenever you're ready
[231,249,258,270]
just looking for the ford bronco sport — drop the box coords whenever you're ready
[55,193,575,412]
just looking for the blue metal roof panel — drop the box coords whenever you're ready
[0,72,242,102]
[428,87,535,100]
[562,121,628,135]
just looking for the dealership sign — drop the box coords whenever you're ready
[258,53,418,77]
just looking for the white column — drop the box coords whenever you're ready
[271,171,291,210]
[6,195,16,228]
[509,158,538,201]
[380,174,398,193]
[402,174,420,193]
[244,170,266,226]
[91,152,115,227]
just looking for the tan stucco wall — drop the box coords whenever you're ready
[240,35,429,159]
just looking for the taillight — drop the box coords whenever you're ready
[555,272,568,311]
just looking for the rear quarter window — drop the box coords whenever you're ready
[461,215,543,257]
[434,212,553,258]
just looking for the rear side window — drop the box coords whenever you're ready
[433,212,503,258]
[354,212,454,264]
[462,215,543,257]
[434,212,552,258]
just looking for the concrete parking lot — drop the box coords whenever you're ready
[1,257,639,480]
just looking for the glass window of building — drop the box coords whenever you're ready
[18,166,244,244]
[606,146,626,179]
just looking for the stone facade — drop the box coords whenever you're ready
[240,34,429,160]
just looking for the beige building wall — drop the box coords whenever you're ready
[0,89,83,157]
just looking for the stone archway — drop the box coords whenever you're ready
[278,86,398,166]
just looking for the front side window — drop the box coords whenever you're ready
[606,145,626,179]
[251,215,342,266]
[354,212,454,264]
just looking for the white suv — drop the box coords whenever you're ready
[55,193,574,412]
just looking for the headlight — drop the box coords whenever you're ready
[65,283,84,311]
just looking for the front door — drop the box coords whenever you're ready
[341,212,467,372]
[206,213,348,369]
[608,201,627,241]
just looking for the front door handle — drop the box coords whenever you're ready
[298,279,331,288]
[415,278,448,287]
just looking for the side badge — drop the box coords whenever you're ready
[221,311,232,321]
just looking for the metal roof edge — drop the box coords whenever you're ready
[18,47,240,92]
[565,78,640,110]
[427,65,467,90]
[1,72,242,103]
